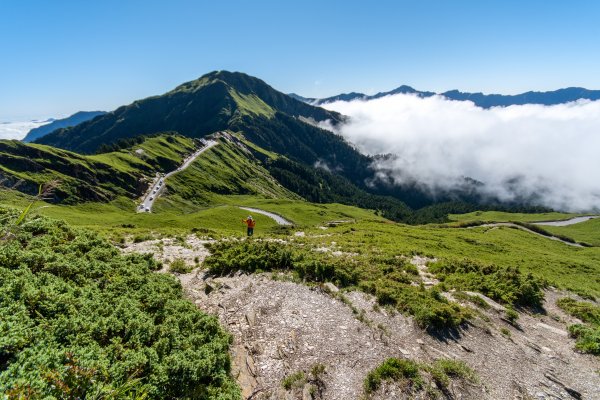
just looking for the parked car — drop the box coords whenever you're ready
[145,207,150,212]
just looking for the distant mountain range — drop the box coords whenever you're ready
[22,111,106,142]
[290,86,600,108]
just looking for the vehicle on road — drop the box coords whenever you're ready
[149,196,154,200]
[145,207,150,212]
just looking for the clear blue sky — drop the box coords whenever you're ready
[2,0,600,120]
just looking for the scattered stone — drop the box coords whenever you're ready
[535,323,568,337]
[303,383,315,400]
[323,282,339,293]
[246,311,256,327]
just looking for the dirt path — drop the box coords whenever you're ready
[239,206,293,226]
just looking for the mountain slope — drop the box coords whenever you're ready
[303,86,600,108]
[0,134,196,203]
[22,111,106,142]
[37,71,343,154]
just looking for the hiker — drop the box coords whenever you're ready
[242,215,256,236]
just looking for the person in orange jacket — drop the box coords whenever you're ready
[242,215,256,236]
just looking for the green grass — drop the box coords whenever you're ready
[294,221,600,300]
[363,358,477,396]
[0,134,197,204]
[281,371,306,390]
[3,186,599,301]
[228,90,275,118]
[364,358,422,394]
[543,218,600,247]
[165,140,299,206]
[449,211,581,224]
[557,297,600,355]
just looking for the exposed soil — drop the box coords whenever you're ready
[122,239,600,400]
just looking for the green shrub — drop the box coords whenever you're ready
[205,240,293,275]
[282,371,305,390]
[364,358,421,394]
[557,298,600,326]
[429,259,545,308]
[169,258,193,273]
[568,324,600,354]
[431,359,477,385]
[505,308,519,325]
[558,298,600,355]
[205,240,469,330]
[0,211,239,399]
[364,358,477,396]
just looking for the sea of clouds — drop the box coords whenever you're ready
[321,94,600,212]
[0,120,51,140]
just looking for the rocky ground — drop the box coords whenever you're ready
[121,236,600,400]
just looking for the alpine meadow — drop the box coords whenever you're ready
[1,2,600,399]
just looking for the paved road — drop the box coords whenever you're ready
[138,139,218,213]
[532,215,598,227]
[239,206,293,226]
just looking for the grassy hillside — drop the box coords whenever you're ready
[543,218,600,247]
[0,134,196,204]
[449,210,582,224]
[165,136,299,206]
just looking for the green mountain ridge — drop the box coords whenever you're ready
[0,134,197,203]
[37,71,343,154]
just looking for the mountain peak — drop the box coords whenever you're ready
[36,71,342,153]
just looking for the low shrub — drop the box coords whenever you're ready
[0,211,239,398]
[205,240,469,330]
[364,358,421,394]
[558,297,600,355]
[505,308,519,325]
[568,324,600,354]
[170,257,193,273]
[364,358,477,396]
[282,371,305,390]
[428,259,545,308]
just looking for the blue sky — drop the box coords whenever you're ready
[1,0,600,120]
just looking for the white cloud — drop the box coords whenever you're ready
[0,120,51,140]
[321,95,600,212]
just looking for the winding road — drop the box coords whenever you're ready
[239,206,293,226]
[138,139,217,213]
[532,215,598,227]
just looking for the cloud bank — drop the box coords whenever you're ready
[321,95,600,212]
[0,120,51,140]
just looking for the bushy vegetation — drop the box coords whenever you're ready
[169,258,193,273]
[204,240,470,330]
[364,357,477,396]
[429,259,545,308]
[557,297,600,355]
[0,209,239,398]
[364,358,422,394]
